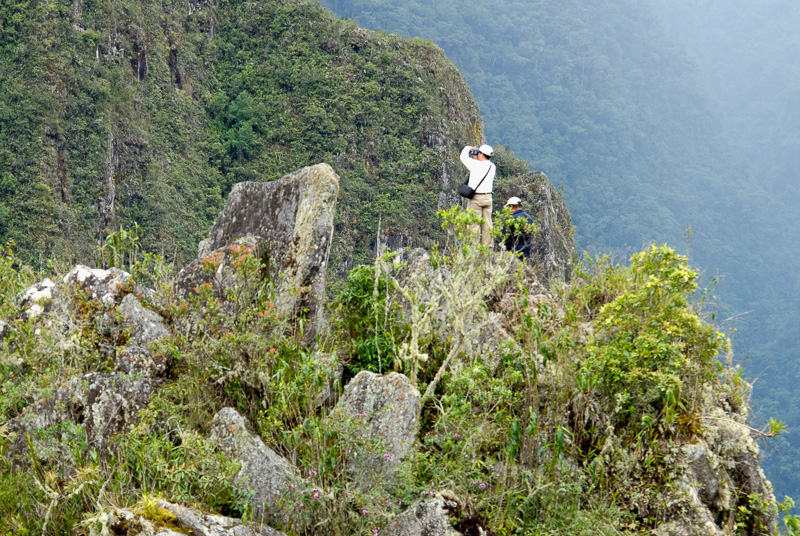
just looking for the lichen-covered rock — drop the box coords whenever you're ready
[61,265,132,305]
[332,371,420,486]
[18,278,56,318]
[18,266,133,321]
[0,319,8,340]
[209,407,299,526]
[8,372,154,463]
[117,293,170,350]
[382,490,491,536]
[650,399,778,535]
[116,344,168,377]
[189,163,339,344]
[85,499,286,536]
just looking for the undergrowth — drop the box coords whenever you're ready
[0,214,785,535]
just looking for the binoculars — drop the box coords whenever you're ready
[469,148,480,156]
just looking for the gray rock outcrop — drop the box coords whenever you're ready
[382,490,491,536]
[651,399,778,535]
[18,266,133,320]
[85,499,286,536]
[8,372,154,463]
[208,408,300,527]
[383,494,460,536]
[334,371,420,463]
[60,265,133,305]
[332,371,420,489]
[177,164,339,344]
[117,293,170,350]
[18,277,56,318]
[115,344,168,377]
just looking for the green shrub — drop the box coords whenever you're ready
[581,244,726,432]
[333,263,400,379]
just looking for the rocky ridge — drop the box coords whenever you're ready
[0,164,779,535]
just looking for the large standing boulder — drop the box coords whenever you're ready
[178,163,339,344]
[208,408,300,528]
[334,371,420,463]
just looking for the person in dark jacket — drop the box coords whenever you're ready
[502,197,535,259]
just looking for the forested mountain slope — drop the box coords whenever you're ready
[320,0,800,499]
[648,0,800,496]
[0,0,571,276]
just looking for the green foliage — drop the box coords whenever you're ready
[334,262,400,378]
[581,245,726,430]
[98,223,141,272]
[779,497,800,536]
[0,242,36,319]
[0,426,248,534]
[107,426,251,516]
[0,221,784,535]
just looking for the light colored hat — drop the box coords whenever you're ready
[506,196,522,206]
[479,144,494,157]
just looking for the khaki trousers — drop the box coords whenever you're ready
[466,193,493,247]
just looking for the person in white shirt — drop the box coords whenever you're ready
[459,144,496,246]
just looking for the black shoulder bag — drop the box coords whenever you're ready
[458,164,494,199]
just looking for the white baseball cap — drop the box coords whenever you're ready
[506,196,522,206]
[479,144,494,157]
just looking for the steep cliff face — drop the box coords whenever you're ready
[0,0,572,278]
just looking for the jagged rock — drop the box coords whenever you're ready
[8,372,154,462]
[650,404,778,535]
[18,266,133,320]
[335,371,420,462]
[117,293,170,350]
[209,407,299,526]
[18,278,56,318]
[382,490,492,536]
[332,371,420,488]
[181,164,339,344]
[684,443,722,512]
[85,499,286,536]
[61,265,132,305]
